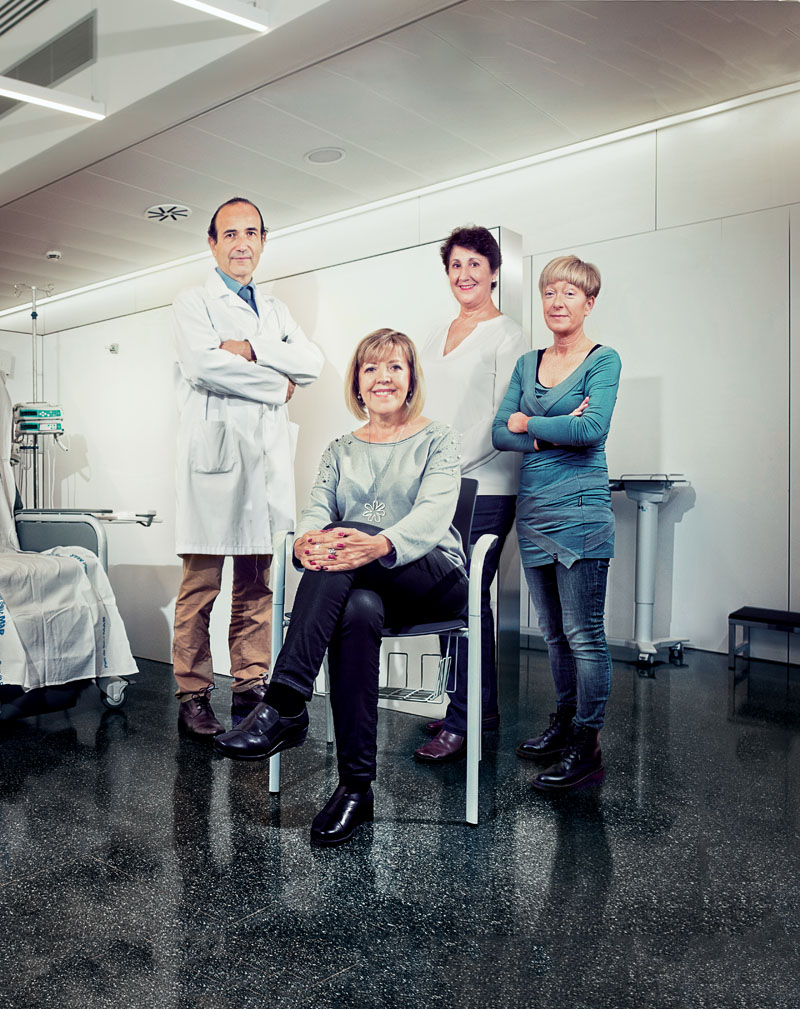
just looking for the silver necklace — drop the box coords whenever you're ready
[363,418,409,524]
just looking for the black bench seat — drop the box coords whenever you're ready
[728,607,800,669]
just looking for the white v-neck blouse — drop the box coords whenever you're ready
[420,314,528,495]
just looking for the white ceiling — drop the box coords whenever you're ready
[1,0,799,312]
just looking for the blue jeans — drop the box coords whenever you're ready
[523,558,612,731]
[442,495,517,735]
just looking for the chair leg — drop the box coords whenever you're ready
[268,752,281,793]
[268,531,290,796]
[728,620,736,670]
[466,619,481,826]
[324,654,334,744]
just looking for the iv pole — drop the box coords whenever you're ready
[13,282,53,508]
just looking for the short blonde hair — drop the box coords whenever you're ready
[345,328,425,421]
[539,255,601,299]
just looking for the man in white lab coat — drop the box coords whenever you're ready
[172,197,323,739]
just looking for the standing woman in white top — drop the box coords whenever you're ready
[415,226,528,762]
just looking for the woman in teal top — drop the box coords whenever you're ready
[492,255,621,791]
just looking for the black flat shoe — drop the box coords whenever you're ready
[414,729,466,762]
[214,702,308,760]
[310,785,374,847]
[423,712,500,736]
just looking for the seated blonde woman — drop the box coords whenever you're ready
[215,328,468,846]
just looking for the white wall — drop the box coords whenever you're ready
[1,88,798,663]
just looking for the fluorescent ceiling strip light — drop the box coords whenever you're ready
[171,0,269,32]
[0,75,105,120]
[2,78,798,321]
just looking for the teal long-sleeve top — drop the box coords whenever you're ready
[492,345,621,568]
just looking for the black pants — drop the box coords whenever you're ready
[271,524,468,782]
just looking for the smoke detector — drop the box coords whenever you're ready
[145,204,192,222]
[45,250,62,261]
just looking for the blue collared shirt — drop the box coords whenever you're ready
[215,267,259,316]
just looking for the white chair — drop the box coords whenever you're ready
[267,477,497,825]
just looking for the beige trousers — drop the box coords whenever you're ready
[172,554,272,698]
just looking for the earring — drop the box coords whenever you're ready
[357,392,364,404]
[406,389,413,402]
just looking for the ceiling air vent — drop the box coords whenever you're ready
[0,0,52,38]
[145,205,193,223]
[0,10,96,117]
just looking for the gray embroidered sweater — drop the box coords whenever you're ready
[296,421,465,569]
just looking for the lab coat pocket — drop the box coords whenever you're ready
[190,420,235,474]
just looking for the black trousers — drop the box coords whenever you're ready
[271,523,468,782]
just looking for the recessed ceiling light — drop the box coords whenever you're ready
[145,204,192,222]
[304,147,345,165]
[170,0,269,32]
[0,74,105,120]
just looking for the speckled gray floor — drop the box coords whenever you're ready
[0,648,797,1009]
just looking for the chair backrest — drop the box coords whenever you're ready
[453,477,478,558]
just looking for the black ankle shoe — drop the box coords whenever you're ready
[532,724,604,791]
[214,702,308,760]
[516,707,576,761]
[310,785,374,847]
[231,682,268,727]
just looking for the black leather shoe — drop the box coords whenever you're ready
[532,724,604,791]
[213,702,308,760]
[516,707,576,761]
[424,712,500,736]
[178,692,225,739]
[231,682,268,727]
[414,729,466,762]
[310,785,374,847]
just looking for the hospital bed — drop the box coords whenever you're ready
[0,376,137,721]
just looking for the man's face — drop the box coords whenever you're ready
[208,203,265,284]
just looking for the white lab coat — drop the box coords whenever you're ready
[173,269,323,555]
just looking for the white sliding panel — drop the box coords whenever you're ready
[525,207,790,656]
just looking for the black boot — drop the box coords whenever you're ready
[532,724,604,791]
[515,706,576,761]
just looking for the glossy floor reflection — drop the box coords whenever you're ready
[0,650,797,1008]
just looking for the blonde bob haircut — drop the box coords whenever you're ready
[539,255,601,300]
[345,328,426,422]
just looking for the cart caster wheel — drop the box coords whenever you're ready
[669,644,684,665]
[100,682,127,709]
[636,654,655,678]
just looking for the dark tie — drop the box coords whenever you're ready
[238,284,258,316]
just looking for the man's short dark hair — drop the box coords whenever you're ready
[208,198,267,242]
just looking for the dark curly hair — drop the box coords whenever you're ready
[440,226,502,290]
